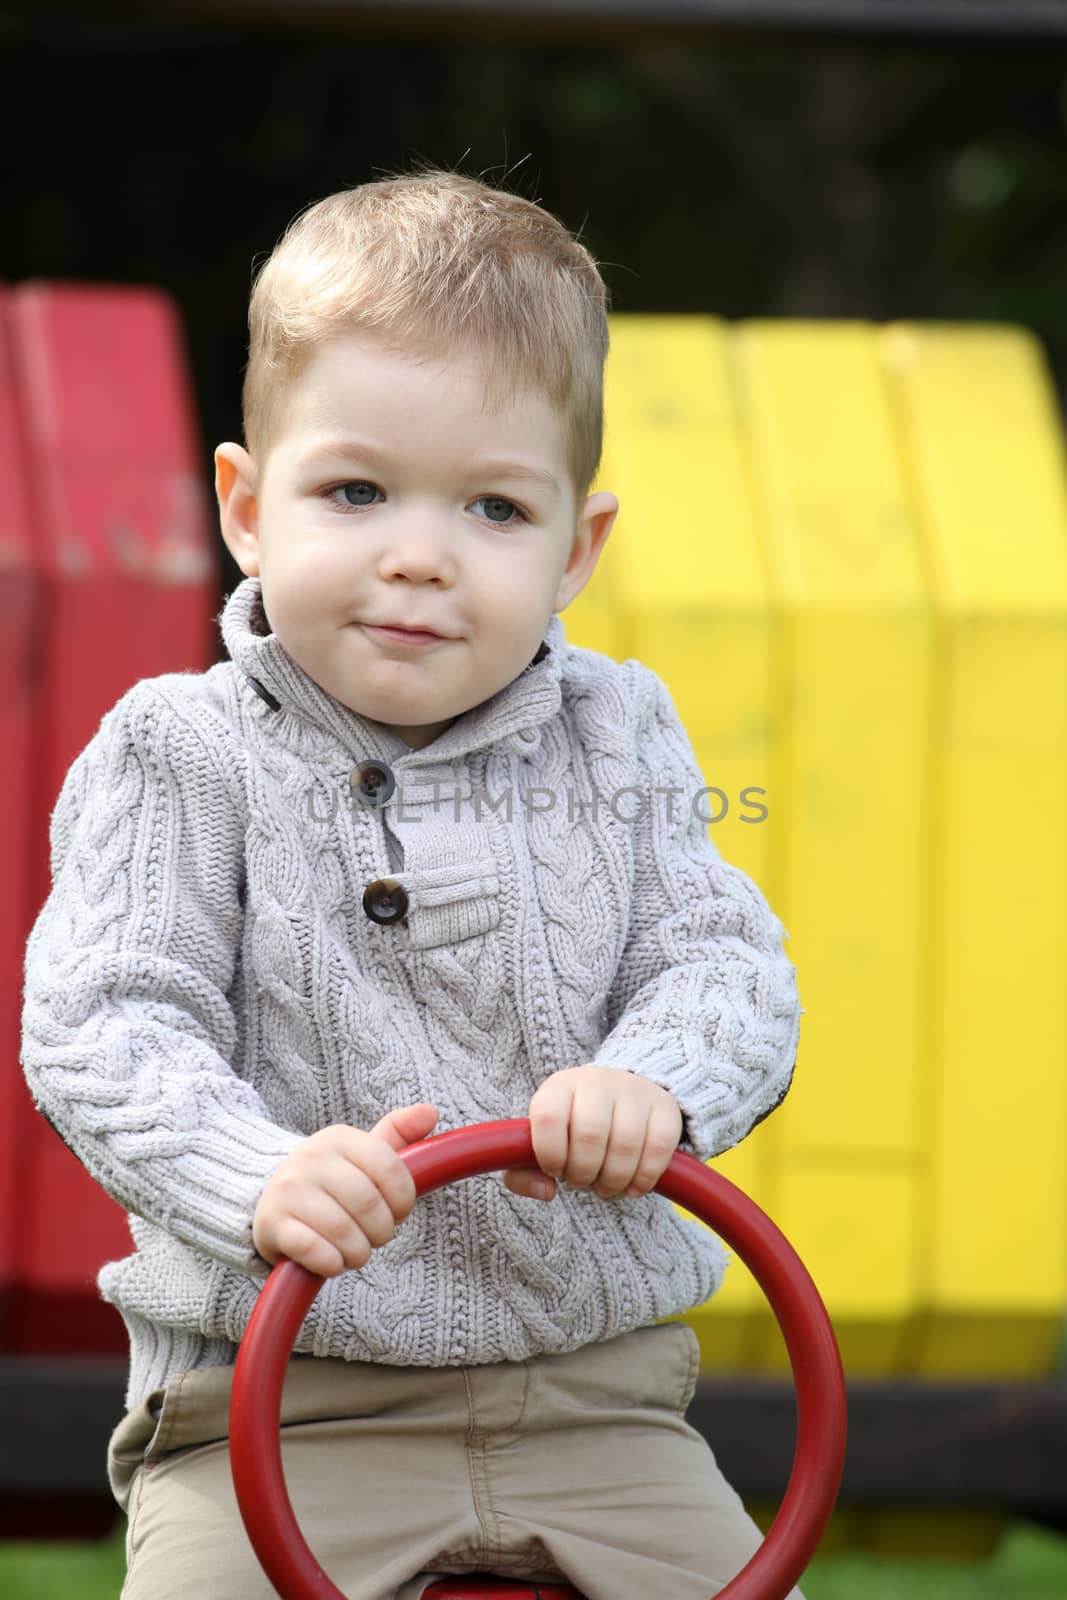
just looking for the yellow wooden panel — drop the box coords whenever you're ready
[572,313,778,904]
[915,1311,1066,1379]
[568,314,779,1367]
[569,313,765,664]
[753,1165,917,1376]
[577,313,1067,1382]
[731,321,929,1161]
[724,321,929,1377]
[732,321,927,607]
[777,608,928,1159]
[883,323,1067,1377]
[881,323,1067,609]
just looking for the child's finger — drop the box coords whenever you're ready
[528,1079,575,1181]
[368,1102,439,1150]
[628,1106,683,1196]
[500,1167,556,1201]
[594,1100,651,1198]
[560,1081,614,1188]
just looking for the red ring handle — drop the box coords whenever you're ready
[230,1121,847,1600]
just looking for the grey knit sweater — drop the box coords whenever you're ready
[20,577,801,1414]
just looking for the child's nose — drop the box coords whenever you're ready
[377,519,458,584]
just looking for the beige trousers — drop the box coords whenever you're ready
[107,1321,804,1600]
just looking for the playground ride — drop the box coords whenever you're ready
[229,1119,848,1600]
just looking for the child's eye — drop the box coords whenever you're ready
[320,481,528,527]
[473,495,529,528]
[326,481,379,511]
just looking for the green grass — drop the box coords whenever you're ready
[0,1519,1066,1598]
[804,1524,1067,1599]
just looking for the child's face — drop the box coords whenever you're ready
[215,330,618,750]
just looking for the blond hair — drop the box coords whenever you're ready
[241,161,612,507]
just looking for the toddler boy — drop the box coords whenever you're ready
[21,165,803,1599]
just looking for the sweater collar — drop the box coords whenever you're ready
[218,576,566,766]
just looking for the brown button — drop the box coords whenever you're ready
[362,878,408,925]
[350,761,396,809]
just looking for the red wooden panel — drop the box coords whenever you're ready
[10,282,216,1354]
[0,291,40,1353]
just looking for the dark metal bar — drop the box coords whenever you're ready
[31,0,1067,45]
[337,0,1067,38]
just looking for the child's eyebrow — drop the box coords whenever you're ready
[298,437,561,501]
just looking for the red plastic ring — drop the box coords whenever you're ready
[230,1121,847,1599]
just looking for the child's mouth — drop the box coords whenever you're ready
[361,623,445,647]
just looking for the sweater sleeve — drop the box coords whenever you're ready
[19,680,306,1277]
[593,670,802,1162]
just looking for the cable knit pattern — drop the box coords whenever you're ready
[20,577,801,1412]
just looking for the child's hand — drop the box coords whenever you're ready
[500,1066,682,1204]
[252,1103,439,1278]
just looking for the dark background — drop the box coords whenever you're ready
[3,6,1066,602]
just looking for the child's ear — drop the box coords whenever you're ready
[555,490,619,612]
[215,443,261,577]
